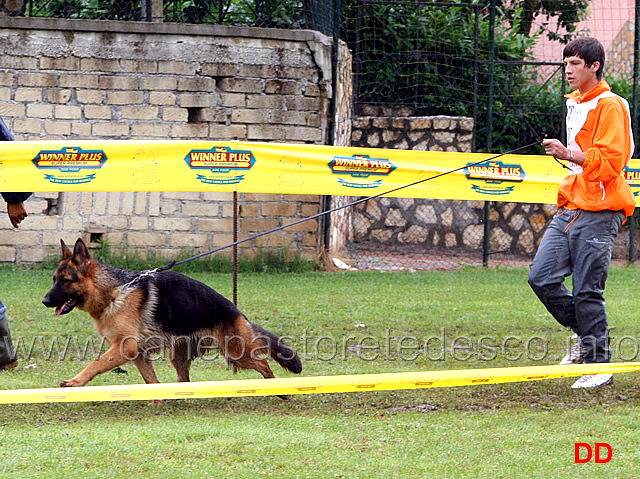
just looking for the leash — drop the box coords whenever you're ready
[121,267,165,290]
[142,140,542,274]
[552,156,571,169]
[118,141,545,289]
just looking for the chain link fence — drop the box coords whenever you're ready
[14,0,338,36]
[345,199,550,270]
[341,195,640,271]
[336,0,640,270]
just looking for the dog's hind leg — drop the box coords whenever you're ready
[216,317,289,399]
[133,356,171,406]
[231,342,298,401]
[170,339,192,382]
[233,353,276,380]
[133,356,160,384]
[218,327,291,400]
[220,326,276,380]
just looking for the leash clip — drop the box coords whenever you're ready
[121,267,161,290]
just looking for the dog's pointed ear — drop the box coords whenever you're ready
[60,239,72,260]
[72,238,91,264]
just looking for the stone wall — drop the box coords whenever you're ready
[352,112,474,153]
[608,20,634,78]
[349,198,557,258]
[346,112,634,263]
[0,18,335,264]
[344,112,558,262]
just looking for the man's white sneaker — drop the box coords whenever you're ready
[571,373,614,389]
[560,333,586,365]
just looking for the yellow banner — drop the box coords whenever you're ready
[0,363,638,404]
[2,140,640,204]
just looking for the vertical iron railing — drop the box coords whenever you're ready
[483,0,497,267]
[630,0,640,262]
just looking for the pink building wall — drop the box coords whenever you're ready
[532,0,635,76]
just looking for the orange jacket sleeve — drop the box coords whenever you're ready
[581,96,633,182]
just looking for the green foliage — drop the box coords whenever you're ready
[607,74,635,102]
[169,248,321,274]
[340,0,615,154]
[498,0,591,43]
[342,1,492,115]
[31,0,141,20]
[164,0,231,24]
[38,241,320,274]
[28,0,316,27]
[477,66,566,154]
[164,0,303,26]
[342,0,558,152]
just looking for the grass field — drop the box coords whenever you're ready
[1,265,639,477]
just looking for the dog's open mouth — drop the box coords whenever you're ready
[56,298,77,315]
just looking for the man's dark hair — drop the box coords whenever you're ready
[563,37,605,80]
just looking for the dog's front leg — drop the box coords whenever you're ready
[60,337,138,387]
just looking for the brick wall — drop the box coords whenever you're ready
[0,18,335,264]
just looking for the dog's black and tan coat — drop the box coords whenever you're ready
[43,238,301,389]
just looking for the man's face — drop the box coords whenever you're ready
[564,55,600,93]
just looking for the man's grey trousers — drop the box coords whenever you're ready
[528,208,624,363]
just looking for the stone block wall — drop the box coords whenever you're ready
[352,113,474,152]
[608,20,634,78]
[344,113,559,262]
[0,18,335,264]
[0,191,322,263]
[349,198,558,257]
[347,112,634,263]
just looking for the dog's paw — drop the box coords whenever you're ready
[59,378,83,387]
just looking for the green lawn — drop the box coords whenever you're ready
[1,266,639,477]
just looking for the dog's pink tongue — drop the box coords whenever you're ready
[55,305,64,315]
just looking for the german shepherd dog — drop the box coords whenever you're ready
[42,238,302,391]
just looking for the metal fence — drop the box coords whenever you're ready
[17,0,339,36]
[339,0,640,270]
[343,197,640,271]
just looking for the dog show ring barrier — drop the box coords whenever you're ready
[1,363,640,404]
[3,140,640,404]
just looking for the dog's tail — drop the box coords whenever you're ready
[251,323,302,374]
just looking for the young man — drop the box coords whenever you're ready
[529,37,635,388]
[0,115,30,371]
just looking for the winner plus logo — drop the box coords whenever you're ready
[464,160,525,196]
[33,146,107,184]
[329,154,395,189]
[623,167,640,196]
[184,146,255,185]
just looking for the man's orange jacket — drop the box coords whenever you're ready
[559,80,635,218]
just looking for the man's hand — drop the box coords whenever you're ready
[7,202,28,228]
[541,138,570,160]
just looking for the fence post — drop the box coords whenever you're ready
[630,0,640,263]
[141,0,163,22]
[233,191,238,305]
[324,0,341,256]
[483,0,497,267]
[634,0,640,153]
[629,209,637,263]
[483,202,491,266]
